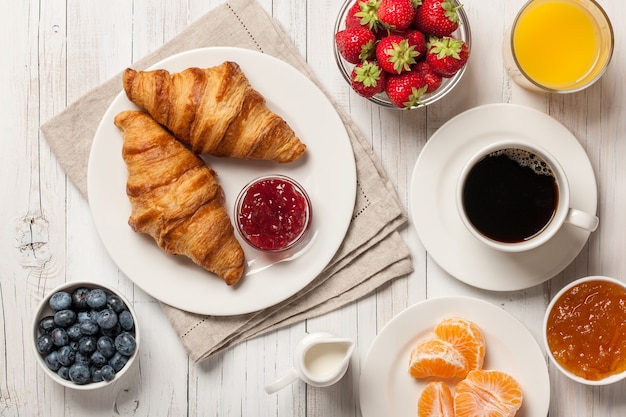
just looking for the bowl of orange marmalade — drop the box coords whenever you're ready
[544,276,626,385]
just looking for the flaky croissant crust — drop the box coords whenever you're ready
[122,61,306,163]
[114,109,245,286]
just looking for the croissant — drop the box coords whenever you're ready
[121,61,306,163]
[113,109,245,286]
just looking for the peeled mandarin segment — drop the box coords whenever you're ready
[454,369,523,417]
[417,381,454,417]
[434,317,486,371]
[409,337,469,379]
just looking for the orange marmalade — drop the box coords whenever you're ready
[546,279,626,381]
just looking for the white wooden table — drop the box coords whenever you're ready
[3,0,625,415]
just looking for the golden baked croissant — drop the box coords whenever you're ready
[114,109,245,286]
[121,61,306,163]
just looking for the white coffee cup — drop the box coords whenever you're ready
[265,332,355,394]
[457,140,598,252]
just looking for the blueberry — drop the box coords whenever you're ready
[36,334,54,355]
[68,363,91,385]
[97,336,115,358]
[69,340,79,352]
[77,310,95,323]
[49,291,72,311]
[106,294,125,314]
[108,352,129,372]
[45,351,60,371]
[57,366,70,380]
[87,289,107,310]
[71,287,90,311]
[91,366,104,382]
[79,319,100,336]
[78,336,97,355]
[50,328,69,347]
[38,316,56,334]
[118,310,134,331]
[74,352,91,367]
[90,350,107,368]
[66,323,82,340]
[53,309,77,328]
[57,345,76,367]
[115,332,137,356]
[96,308,118,330]
[101,364,116,381]
[101,323,122,339]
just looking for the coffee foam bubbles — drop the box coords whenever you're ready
[489,148,554,176]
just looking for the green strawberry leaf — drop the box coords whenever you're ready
[404,85,428,108]
[387,40,420,73]
[355,0,383,31]
[359,40,376,61]
[442,0,463,24]
[429,37,464,60]
[354,61,382,87]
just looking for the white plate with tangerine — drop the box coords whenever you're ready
[359,296,549,417]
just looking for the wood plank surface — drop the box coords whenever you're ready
[2,0,625,415]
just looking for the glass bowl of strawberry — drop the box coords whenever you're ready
[333,0,471,109]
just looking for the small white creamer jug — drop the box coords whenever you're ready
[265,332,355,394]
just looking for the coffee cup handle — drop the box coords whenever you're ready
[265,367,299,394]
[565,208,599,232]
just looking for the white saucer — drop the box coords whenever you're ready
[409,103,597,291]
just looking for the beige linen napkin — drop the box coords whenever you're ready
[41,0,413,362]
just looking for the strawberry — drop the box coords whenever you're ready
[376,35,420,74]
[378,0,415,32]
[335,26,377,64]
[426,36,469,77]
[345,1,364,28]
[405,29,427,58]
[413,0,463,37]
[385,71,428,108]
[414,61,442,92]
[353,0,384,32]
[350,60,388,97]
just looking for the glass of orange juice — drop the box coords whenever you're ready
[503,0,613,93]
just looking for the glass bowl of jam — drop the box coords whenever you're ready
[235,175,312,252]
[543,276,626,385]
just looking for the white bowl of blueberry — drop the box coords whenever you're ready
[33,281,139,389]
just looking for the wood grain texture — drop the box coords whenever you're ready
[2,0,626,415]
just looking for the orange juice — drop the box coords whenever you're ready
[512,0,612,91]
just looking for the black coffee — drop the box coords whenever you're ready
[462,148,558,243]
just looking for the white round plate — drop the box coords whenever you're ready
[409,103,597,291]
[88,47,356,316]
[359,296,550,417]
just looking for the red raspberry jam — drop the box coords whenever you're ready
[235,175,312,252]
